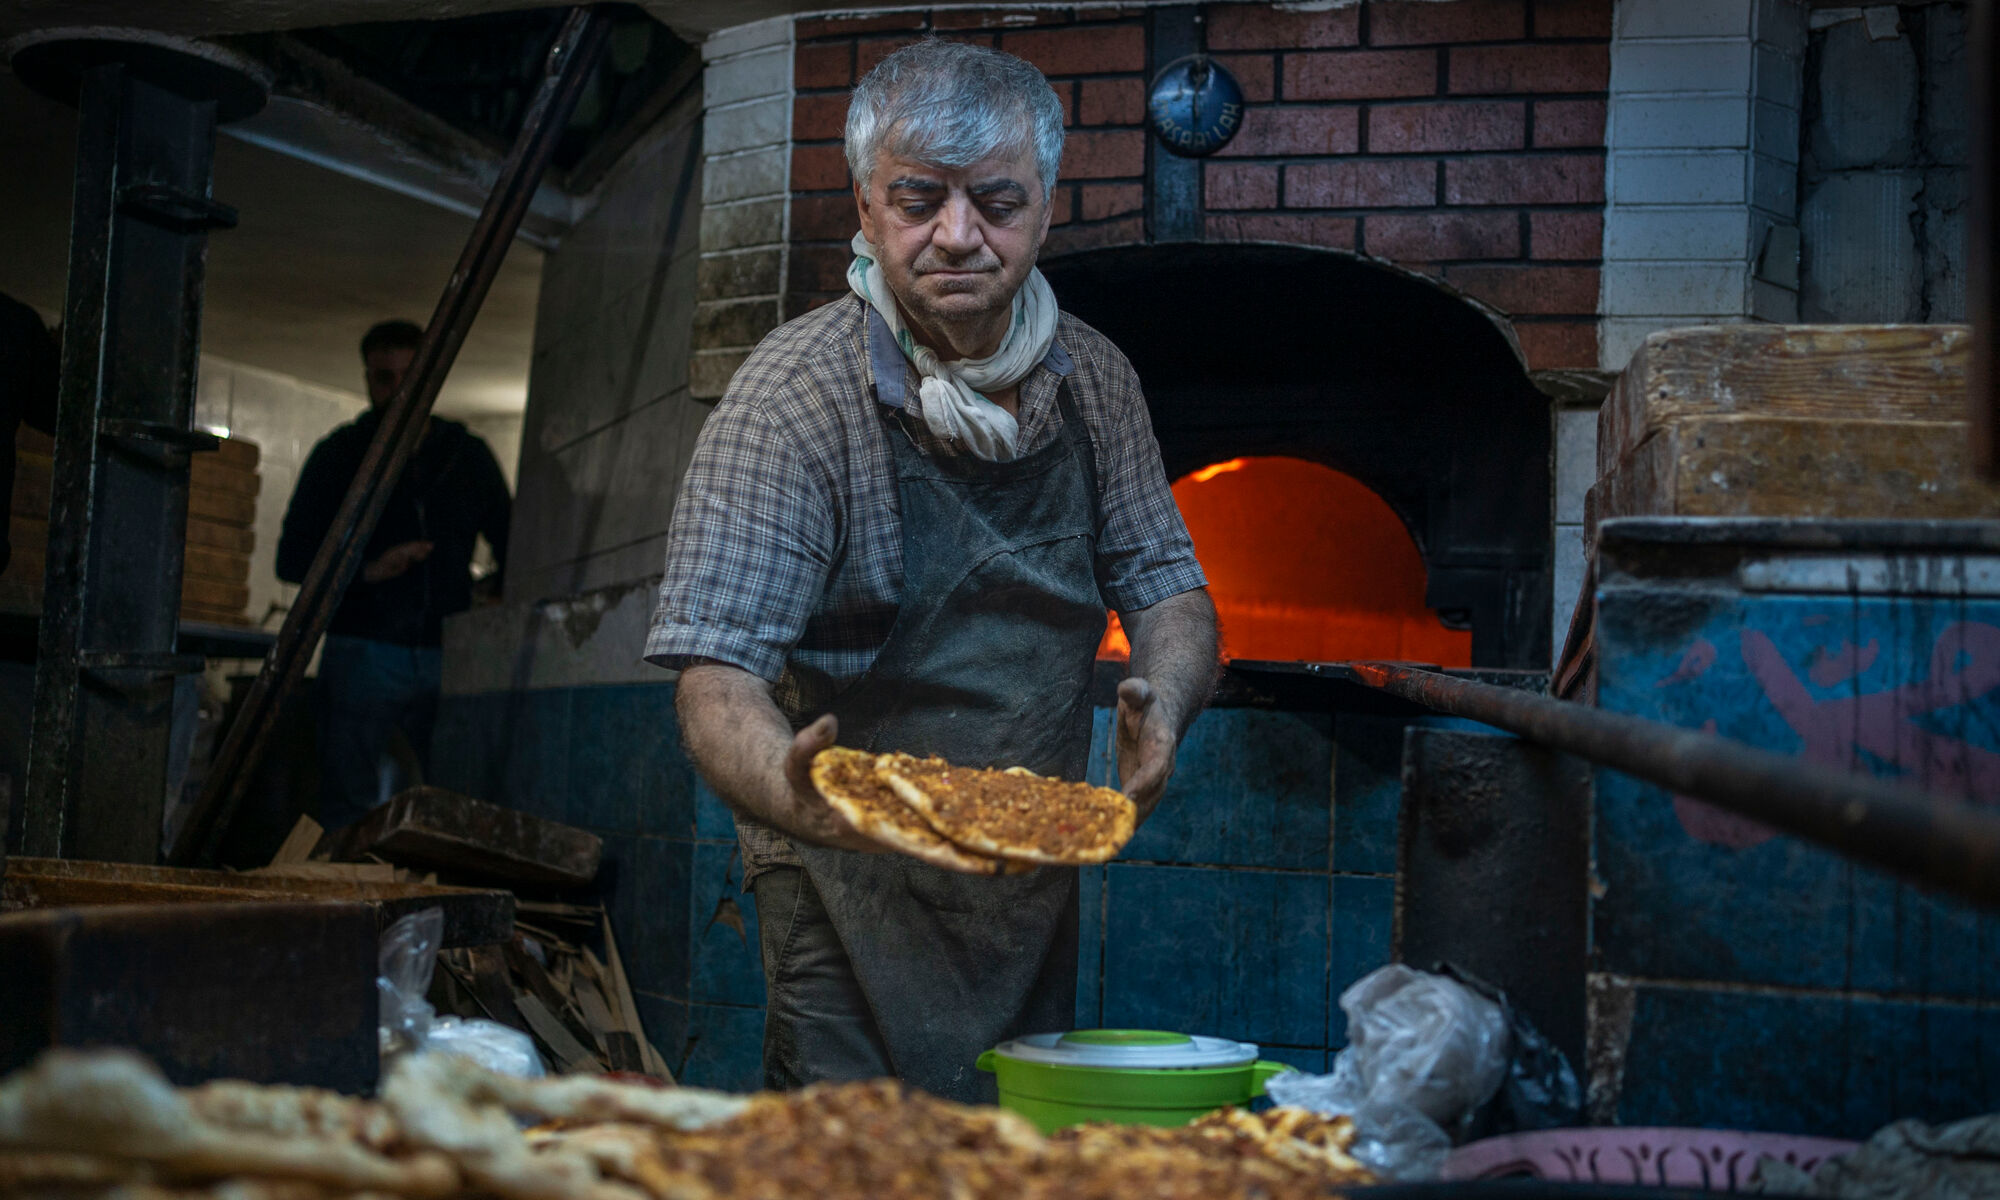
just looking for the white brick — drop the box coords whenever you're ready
[1753,44,1803,107]
[1610,95,1750,148]
[1556,411,1599,524]
[702,17,792,64]
[1603,207,1751,260]
[1750,277,1799,321]
[701,146,788,205]
[704,45,791,109]
[1750,152,1798,217]
[1610,151,1747,205]
[1602,261,1748,315]
[1551,523,1590,667]
[705,96,788,153]
[1752,99,1800,163]
[1615,0,1754,39]
[1611,41,1754,94]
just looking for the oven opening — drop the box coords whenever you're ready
[1098,455,1472,665]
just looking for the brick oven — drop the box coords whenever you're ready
[690,0,1613,669]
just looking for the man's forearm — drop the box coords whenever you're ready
[1121,587,1220,736]
[675,662,803,832]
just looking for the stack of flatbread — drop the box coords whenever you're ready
[810,748,1137,875]
[0,1049,1375,1200]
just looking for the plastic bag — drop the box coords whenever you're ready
[1265,965,1511,1181]
[377,907,544,1078]
[1433,963,1581,1137]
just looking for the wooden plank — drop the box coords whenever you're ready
[11,453,49,516]
[181,602,251,627]
[185,545,251,585]
[186,516,255,553]
[514,992,604,1074]
[182,576,249,613]
[1594,416,2000,525]
[266,815,325,866]
[208,435,260,470]
[191,454,262,498]
[319,786,602,887]
[1599,324,1972,477]
[188,487,256,527]
[17,428,53,456]
[602,914,673,1081]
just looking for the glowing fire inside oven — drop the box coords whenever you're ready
[1097,456,1472,666]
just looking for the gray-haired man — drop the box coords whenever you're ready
[648,39,1219,1101]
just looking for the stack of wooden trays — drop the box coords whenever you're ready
[2,428,260,625]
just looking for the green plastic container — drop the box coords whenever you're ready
[976,1029,1295,1133]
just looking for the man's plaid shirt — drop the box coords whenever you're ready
[646,294,1206,869]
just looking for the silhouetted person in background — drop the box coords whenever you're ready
[278,319,511,830]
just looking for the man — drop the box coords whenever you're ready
[648,40,1219,1103]
[278,319,512,829]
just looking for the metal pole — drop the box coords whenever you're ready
[1972,0,1999,478]
[1322,661,2000,909]
[172,7,612,866]
[21,47,255,862]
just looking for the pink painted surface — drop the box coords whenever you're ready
[1443,1128,1856,1190]
[1659,621,2000,848]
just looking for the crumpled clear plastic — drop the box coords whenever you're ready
[377,907,544,1078]
[1265,964,1511,1181]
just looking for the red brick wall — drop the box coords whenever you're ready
[787,1,1608,370]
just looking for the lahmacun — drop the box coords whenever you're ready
[808,747,1027,875]
[878,753,1136,866]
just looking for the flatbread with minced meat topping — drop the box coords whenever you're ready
[809,747,1028,875]
[877,753,1136,866]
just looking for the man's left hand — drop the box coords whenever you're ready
[1115,675,1180,819]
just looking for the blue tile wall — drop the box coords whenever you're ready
[682,1003,768,1092]
[568,684,695,836]
[1331,713,1405,875]
[690,841,766,1007]
[600,833,693,1000]
[631,992,689,1075]
[1328,875,1396,1048]
[1075,864,1106,1028]
[1616,983,2000,1138]
[1102,863,1329,1048]
[1124,709,1333,871]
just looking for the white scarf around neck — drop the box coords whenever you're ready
[847,231,1058,461]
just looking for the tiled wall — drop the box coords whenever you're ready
[431,680,1418,1090]
[785,1,1611,372]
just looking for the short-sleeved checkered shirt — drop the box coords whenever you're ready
[646,293,1206,696]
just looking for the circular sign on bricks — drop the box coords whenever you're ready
[1147,55,1244,158]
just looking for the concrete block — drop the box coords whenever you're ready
[701,16,791,64]
[1753,218,1800,288]
[1603,207,1750,261]
[1750,152,1798,217]
[1609,151,1747,205]
[1614,0,1753,40]
[1556,411,1599,524]
[703,45,791,110]
[1808,19,1918,170]
[1923,167,1968,323]
[1610,41,1753,95]
[699,198,785,252]
[1753,44,1802,109]
[1752,98,1800,164]
[1752,0,1806,53]
[1551,523,1588,664]
[1799,169,1923,322]
[700,146,787,206]
[1601,261,1747,316]
[1609,95,1750,149]
[705,97,788,155]
[442,574,670,694]
[1923,4,1969,162]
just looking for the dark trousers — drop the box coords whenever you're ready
[752,865,895,1088]
[316,634,441,830]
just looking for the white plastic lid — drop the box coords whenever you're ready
[990,1029,1261,1069]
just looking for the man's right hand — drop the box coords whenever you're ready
[782,713,886,854]
[363,540,435,583]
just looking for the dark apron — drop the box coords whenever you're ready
[783,381,1106,1102]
